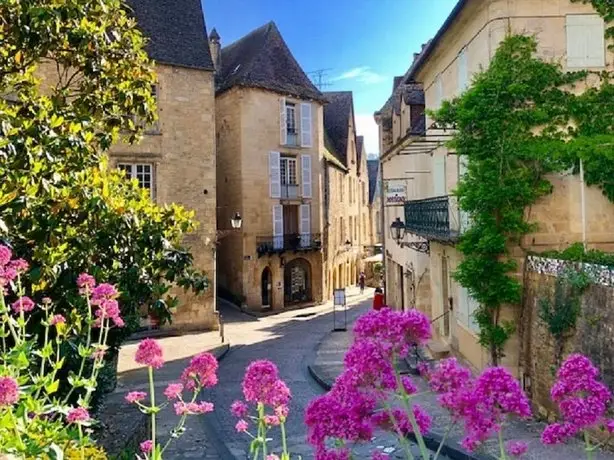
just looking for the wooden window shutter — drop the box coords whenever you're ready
[301,154,312,198]
[273,204,283,249]
[566,15,605,68]
[269,151,281,198]
[300,103,312,147]
[280,97,287,145]
[299,204,311,247]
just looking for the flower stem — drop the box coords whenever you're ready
[498,429,507,460]
[149,366,157,458]
[281,421,289,460]
[161,387,200,454]
[433,422,455,460]
[78,424,85,460]
[382,398,415,460]
[585,431,594,460]
[258,403,267,459]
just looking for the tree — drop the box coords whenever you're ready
[0,0,208,401]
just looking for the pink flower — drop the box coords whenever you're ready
[93,297,124,328]
[0,246,12,266]
[0,376,19,406]
[607,419,614,434]
[242,360,291,407]
[135,339,164,369]
[181,352,218,390]
[371,406,431,436]
[140,440,153,454]
[541,422,577,444]
[343,340,396,391]
[264,415,280,426]
[91,283,118,304]
[315,447,351,460]
[174,401,214,415]
[164,383,184,400]
[428,358,472,394]
[11,296,35,313]
[77,273,96,293]
[231,400,248,417]
[401,375,417,395]
[236,419,249,433]
[125,391,147,404]
[0,266,17,287]
[49,314,66,326]
[506,440,528,457]
[266,455,280,460]
[8,259,28,273]
[275,404,289,419]
[461,435,481,452]
[67,407,90,424]
[92,347,106,360]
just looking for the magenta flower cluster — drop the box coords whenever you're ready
[306,307,433,460]
[542,354,614,445]
[90,282,124,327]
[0,245,28,291]
[0,376,19,406]
[181,352,219,390]
[135,339,165,369]
[426,358,531,452]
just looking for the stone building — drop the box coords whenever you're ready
[109,0,218,330]
[213,22,329,311]
[376,0,614,373]
[321,91,370,299]
[367,159,382,248]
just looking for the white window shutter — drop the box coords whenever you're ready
[458,47,468,92]
[567,15,605,68]
[280,97,287,145]
[300,103,312,147]
[299,204,311,247]
[301,154,312,198]
[269,151,281,198]
[433,154,446,196]
[273,205,283,249]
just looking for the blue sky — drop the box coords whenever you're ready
[202,0,458,156]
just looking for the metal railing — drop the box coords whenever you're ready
[257,233,322,256]
[281,184,299,199]
[404,195,460,242]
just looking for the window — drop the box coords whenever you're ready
[566,14,605,68]
[457,286,480,334]
[118,163,154,196]
[339,217,344,245]
[286,103,298,145]
[280,157,297,185]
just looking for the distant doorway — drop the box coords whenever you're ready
[261,267,272,307]
[284,258,312,304]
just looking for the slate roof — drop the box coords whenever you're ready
[217,22,325,101]
[323,91,355,166]
[127,0,214,70]
[367,160,380,204]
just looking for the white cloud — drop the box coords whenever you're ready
[332,66,386,85]
[355,114,379,156]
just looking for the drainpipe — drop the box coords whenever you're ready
[379,158,387,304]
[580,159,587,250]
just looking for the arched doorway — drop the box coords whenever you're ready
[284,258,312,305]
[261,267,272,307]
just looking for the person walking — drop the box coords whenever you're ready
[373,287,384,311]
[358,271,366,294]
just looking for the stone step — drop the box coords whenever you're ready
[426,339,451,360]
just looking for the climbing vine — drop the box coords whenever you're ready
[539,267,591,366]
[433,29,614,364]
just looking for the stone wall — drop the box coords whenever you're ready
[110,64,217,331]
[521,256,614,418]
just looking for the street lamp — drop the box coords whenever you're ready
[230,212,242,229]
[390,217,406,244]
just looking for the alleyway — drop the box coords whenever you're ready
[201,291,373,459]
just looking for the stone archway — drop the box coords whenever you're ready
[284,258,312,305]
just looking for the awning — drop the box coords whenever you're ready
[382,128,454,160]
[363,254,383,263]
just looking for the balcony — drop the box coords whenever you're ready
[404,195,460,242]
[281,184,299,200]
[257,233,322,256]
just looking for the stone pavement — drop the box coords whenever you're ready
[309,323,614,460]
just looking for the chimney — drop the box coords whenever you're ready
[413,52,420,62]
[209,28,221,72]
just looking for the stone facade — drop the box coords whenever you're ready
[216,86,326,311]
[110,64,218,330]
[377,0,614,373]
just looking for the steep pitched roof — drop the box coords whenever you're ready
[367,160,380,204]
[217,22,325,101]
[323,91,355,165]
[356,135,365,175]
[127,0,214,70]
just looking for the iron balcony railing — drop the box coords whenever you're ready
[281,184,299,199]
[404,195,460,242]
[257,233,322,256]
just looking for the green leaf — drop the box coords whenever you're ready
[45,379,60,395]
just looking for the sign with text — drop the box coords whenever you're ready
[384,180,407,206]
